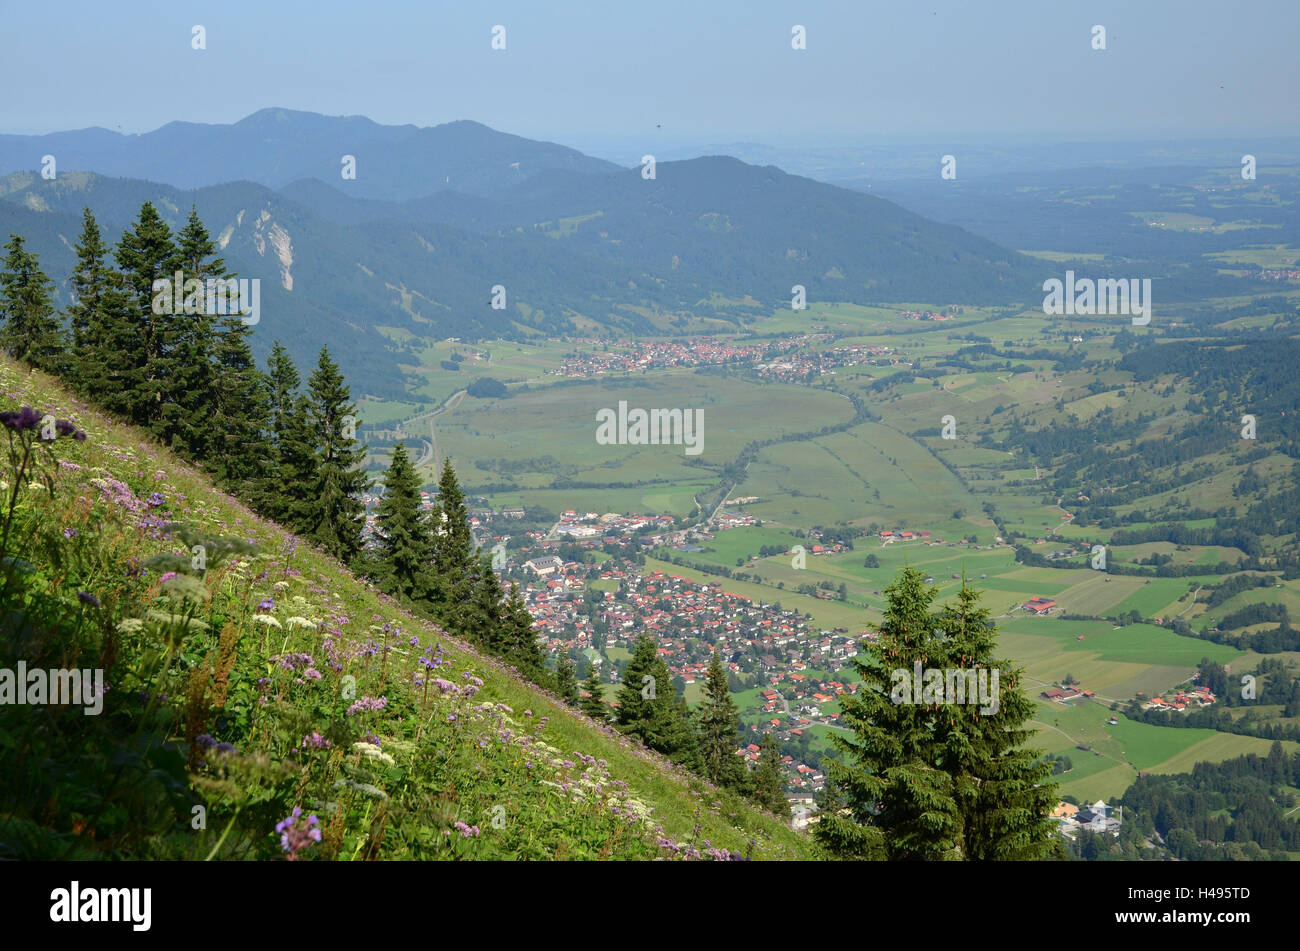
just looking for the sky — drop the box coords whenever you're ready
[3,0,1297,151]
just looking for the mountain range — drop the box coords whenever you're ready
[0,108,1042,397]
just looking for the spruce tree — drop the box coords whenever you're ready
[651,690,703,771]
[114,202,179,428]
[302,347,369,562]
[502,581,545,679]
[463,557,508,652]
[696,650,746,789]
[0,235,64,373]
[66,208,128,398]
[932,580,1059,860]
[257,341,316,525]
[374,443,429,599]
[754,732,787,817]
[579,667,607,720]
[555,655,579,706]
[616,635,662,737]
[210,311,271,489]
[159,208,223,455]
[428,459,477,619]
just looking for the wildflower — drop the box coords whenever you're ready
[0,406,40,432]
[276,807,322,860]
[276,652,313,672]
[77,591,100,608]
[257,597,274,612]
[159,571,178,584]
[146,492,166,508]
[63,527,79,539]
[453,821,480,838]
[301,732,331,749]
[346,695,388,716]
[195,734,218,750]
[214,742,236,755]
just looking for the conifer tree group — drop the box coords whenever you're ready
[815,566,1058,860]
[368,452,545,678]
[2,204,276,493]
[0,205,550,688]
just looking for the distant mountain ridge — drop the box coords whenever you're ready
[0,108,623,200]
[0,110,1045,398]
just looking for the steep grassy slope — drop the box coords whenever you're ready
[0,356,816,860]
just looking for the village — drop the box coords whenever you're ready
[547,334,894,383]
[514,553,864,796]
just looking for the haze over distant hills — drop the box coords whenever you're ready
[0,109,1046,397]
[0,108,622,200]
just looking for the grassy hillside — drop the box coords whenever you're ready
[0,356,816,861]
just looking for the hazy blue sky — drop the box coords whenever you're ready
[3,0,1296,148]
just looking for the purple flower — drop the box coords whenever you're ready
[195,733,217,750]
[257,597,274,612]
[0,406,41,432]
[453,821,480,838]
[159,571,178,584]
[346,695,387,716]
[63,528,79,539]
[300,732,331,749]
[146,492,166,508]
[276,652,313,672]
[77,591,100,608]
[276,807,322,860]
